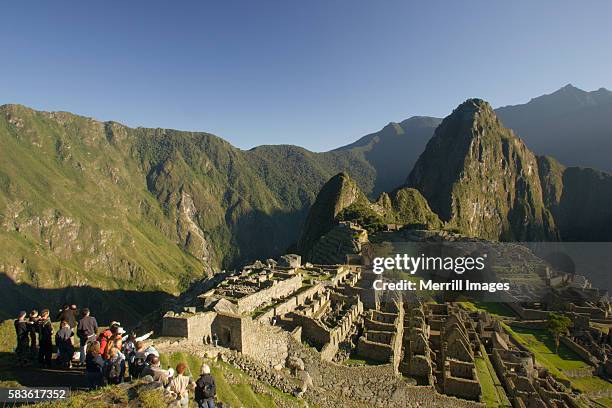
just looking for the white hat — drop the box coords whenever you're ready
[117,327,126,335]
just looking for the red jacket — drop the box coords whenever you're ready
[99,329,113,358]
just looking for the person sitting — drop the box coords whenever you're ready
[123,332,137,358]
[141,355,171,386]
[14,311,29,367]
[85,341,105,389]
[128,341,147,379]
[166,362,194,408]
[37,309,53,367]
[103,347,124,385]
[195,364,217,408]
[55,319,74,368]
[98,323,118,359]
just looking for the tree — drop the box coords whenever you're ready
[546,313,572,353]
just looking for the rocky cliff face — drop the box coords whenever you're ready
[407,99,557,241]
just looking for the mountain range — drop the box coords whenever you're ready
[1,84,610,320]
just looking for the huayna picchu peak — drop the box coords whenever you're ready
[406,99,557,241]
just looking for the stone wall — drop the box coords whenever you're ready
[241,321,291,367]
[212,312,245,350]
[505,303,551,320]
[443,359,481,401]
[162,315,189,338]
[559,336,599,366]
[236,274,302,313]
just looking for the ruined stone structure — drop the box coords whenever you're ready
[159,241,607,406]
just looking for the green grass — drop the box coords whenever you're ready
[160,351,307,408]
[594,397,612,407]
[475,344,511,407]
[459,301,516,318]
[570,376,612,394]
[507,326,589,371]
[342,356,385,366]
[504,324,612,395]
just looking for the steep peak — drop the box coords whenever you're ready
[297,172,367,255]
[558,83,581,92]
[446,98,499,127]
[407,99,557,241]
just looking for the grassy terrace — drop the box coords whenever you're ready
[160,351,308,408]
[504,324,612,396]
[475,345,512,407]
[459,301,516,318]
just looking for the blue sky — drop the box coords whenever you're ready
[2,1,611,151]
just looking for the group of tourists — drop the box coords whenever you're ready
[14,306,218,408]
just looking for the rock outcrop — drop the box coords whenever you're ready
[377,187,442,229]
[407,99,558,241]
[297,172,369,255]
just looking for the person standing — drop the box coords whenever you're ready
[27,310,39,356]
[167,362,194,408]
[194,364,217,408]
[57,305,76,329]
[69,305,78,330]
[14,311,29,366]
[38,309,53,367]
[55,320,74,368]
[76,308,98,366]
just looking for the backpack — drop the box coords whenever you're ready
[195,375,215,400]
[105,358,122,382]
[130,352,146,378]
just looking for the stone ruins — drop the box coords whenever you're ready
[159,228,612,406]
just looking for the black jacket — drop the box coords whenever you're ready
[14,320,29,345]
[195,374,216,401]
[77,316,98,340]
[39,319,53,344]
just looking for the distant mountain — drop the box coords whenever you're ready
[333,116,442,196]
[496,84,612,172]
[300,97,612,249]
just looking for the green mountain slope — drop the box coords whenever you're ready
[0,104,382,317]
[297,172,441,259]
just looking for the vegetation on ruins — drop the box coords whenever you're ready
[546,313,572,353]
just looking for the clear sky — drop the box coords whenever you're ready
[2,1,611,151]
